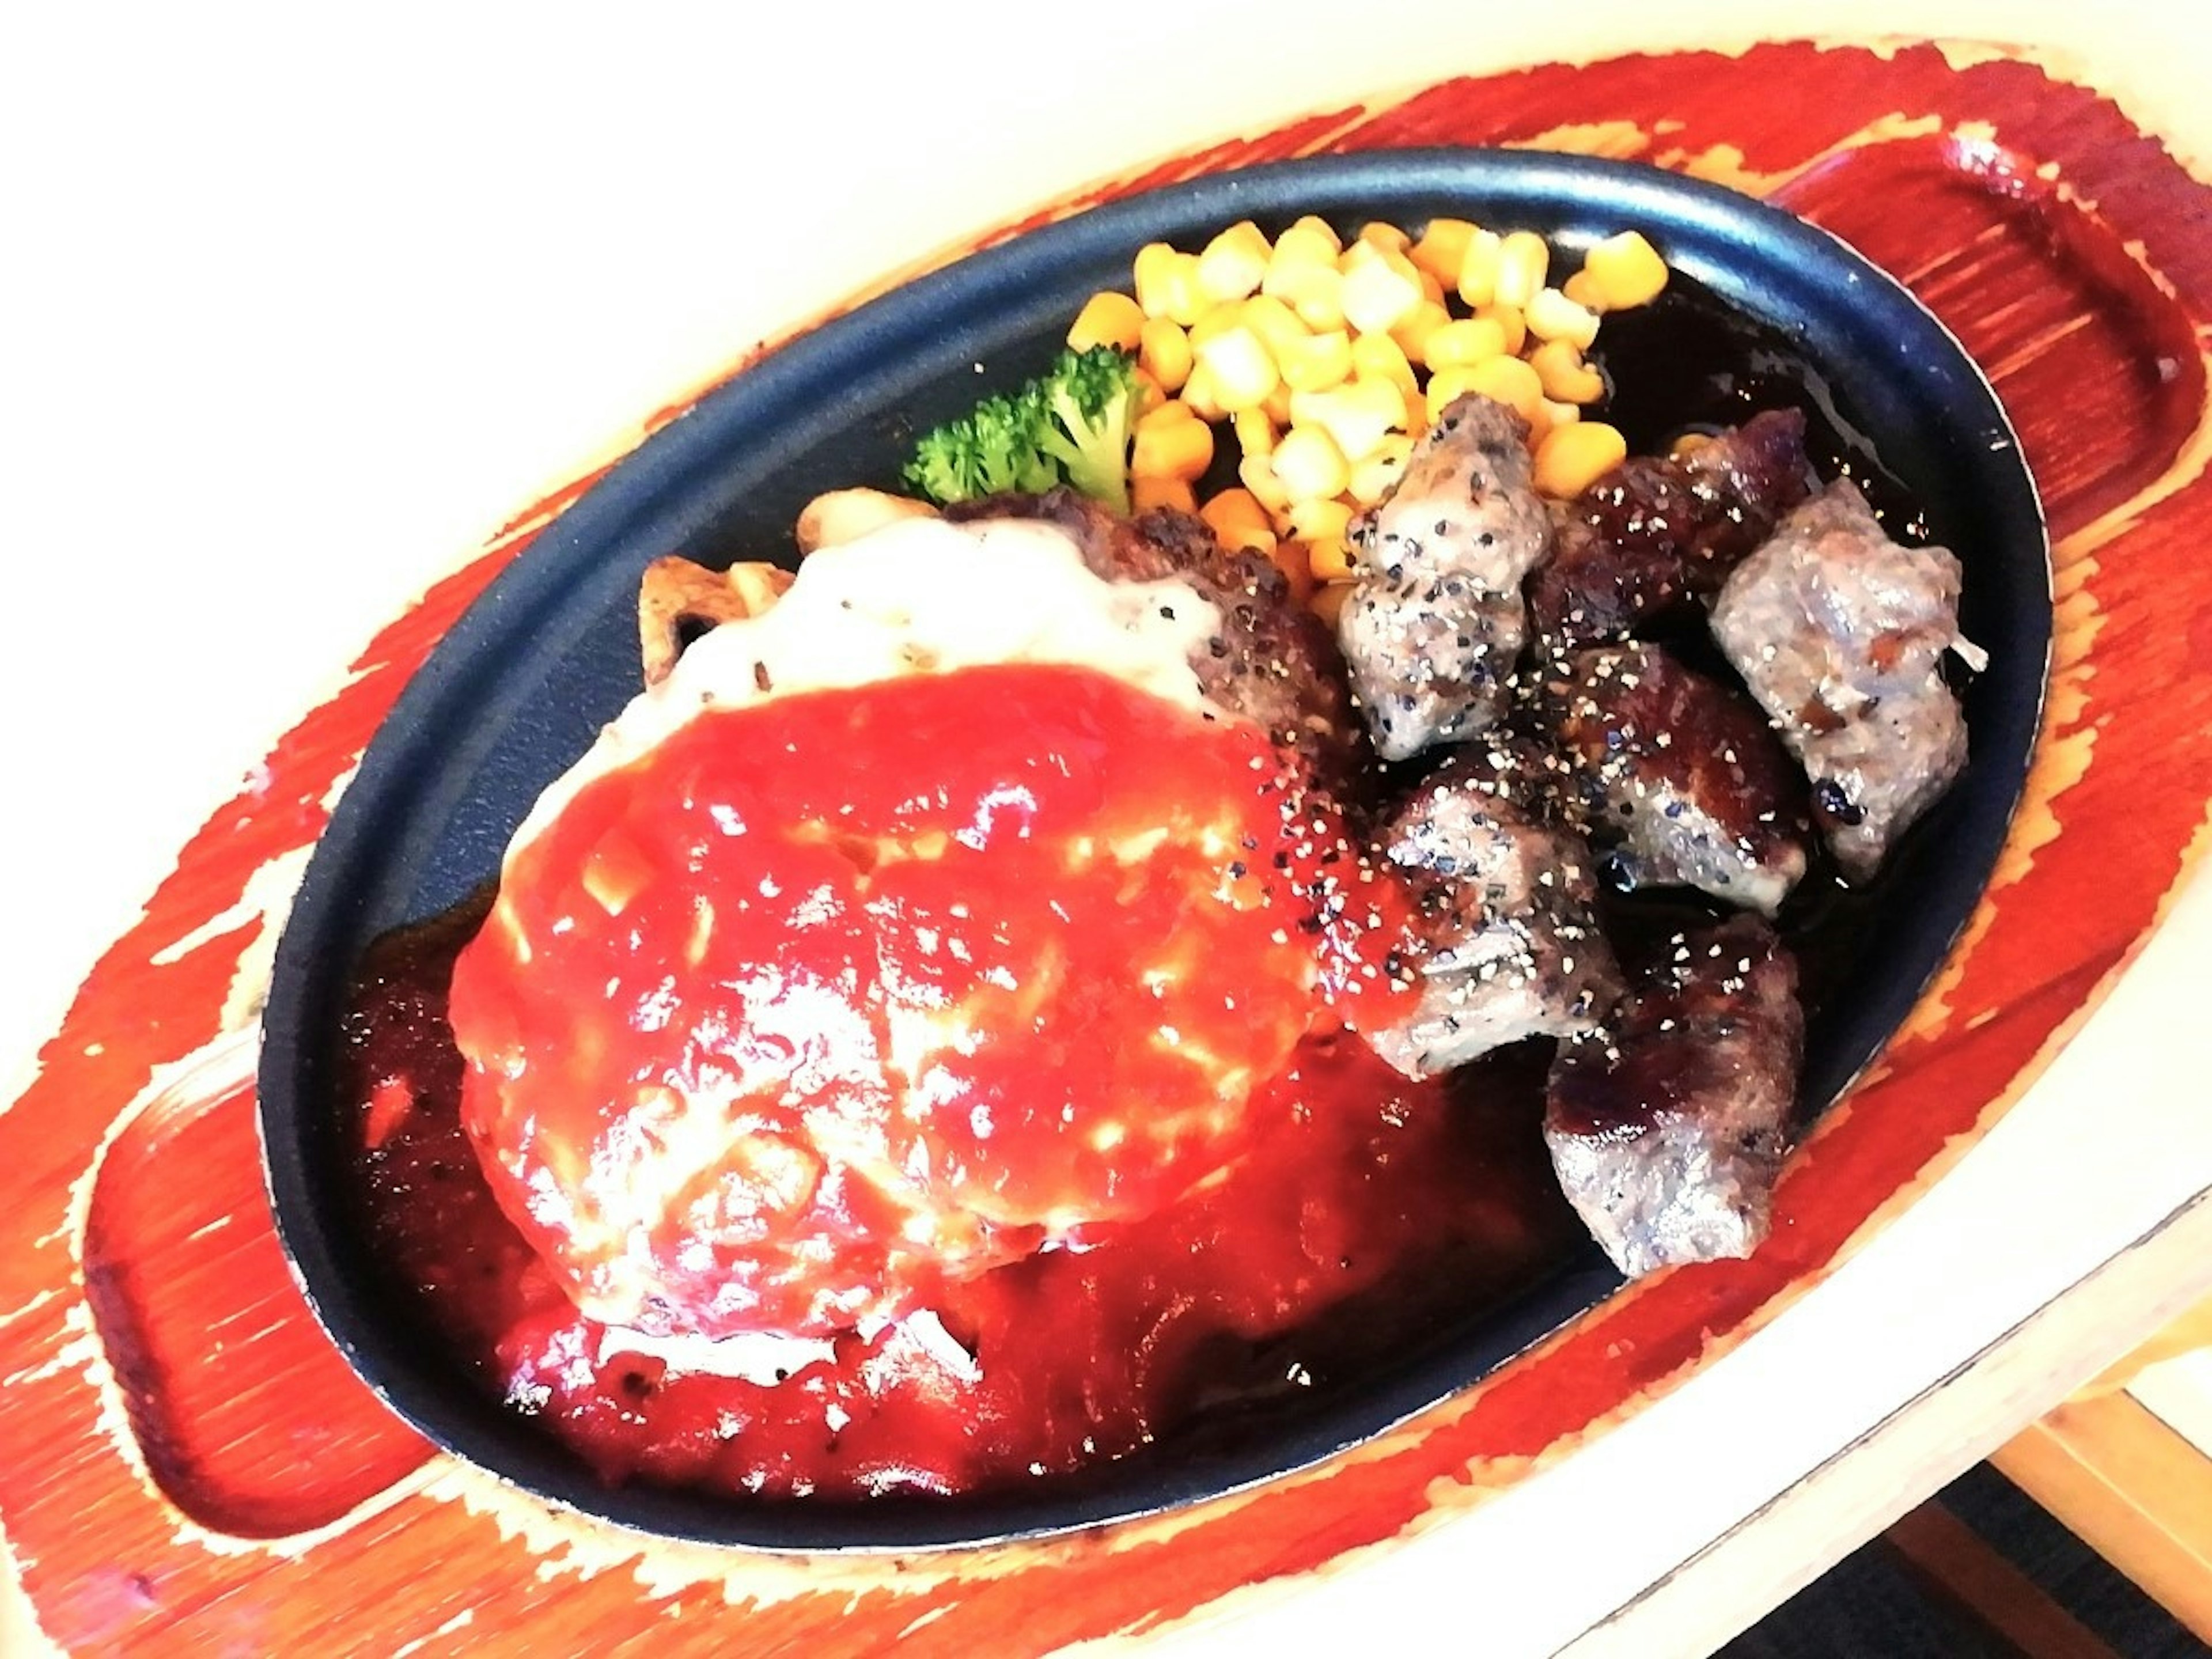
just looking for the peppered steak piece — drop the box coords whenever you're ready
[1708,480,1972,880]
[1544,915,1802,1277]
[1539,641,1811,916]
[1360,758,1623,1080]
[1335,394,1555,761]
[1527,408,1813,656]
[946,488,1362,790]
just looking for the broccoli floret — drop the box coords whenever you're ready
[1031,346,1142,515]
[902,346,1141,513]
[903,392,1059,503]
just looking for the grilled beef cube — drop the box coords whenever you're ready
[1544,915,1802,1277]
[1528,409,1813,654]
[1708,480,1972,880]
[1336,395,1554,760]
[1361,760,1623,1080]
[1541,641,1810,916]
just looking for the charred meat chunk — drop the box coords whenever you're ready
[1362,760,1623,1080]
[1708,480,1972,880]
[1527,409,1812,654]
[1544,916,1802,1277]
[1336,395,1554,760]
[948,487,1363,790]
[1541,641,1810,916]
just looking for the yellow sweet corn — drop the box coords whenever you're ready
[1196,221,1271,305]
[1200,487,1277,552]
[1132,402,1215,482]
[1581,230,1669,310]
[1528,339,1604,404]
[1192,325,1279,412]
[1533,421,1628,497]
[1138,317,1194,395]
[1494,230,1550,309]
[1068,290,1145,353]
[1132,474,1199,513]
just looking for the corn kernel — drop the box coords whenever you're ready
[1279,215,1342,260]
[1263,382,1296,426]
[1357,221,1411,254]
[1348,434,1414,506]
[1266,540,1319,604]
[1535,398,1583,443]
[1310,580,1354,628]
[1275,328,1354,393]
[1267,259,1345,331]
[1135,244,1205,324]
[1068,290,1145,353]
[1193,324,1279,412]
[1232,407,1277,457]
[1456,228,1503,308]
[1200,487,1277,552]
[1306,536,1356,582]
[1525,286,1601,350]
[1423,316,1510,372]
[1289,495,1355,547]
[1409,218,1476,285]
[1240,294,1309,359]
[1138,317,1193,394]
[1475,302,1527,356]
[1239,451,1292,513]
[1193,302,1254,349]
[1132,402,1215,481]
[1528,339,1605,404]
[1533,421,1628,498]
[1196,221,1272,305]
[1350,332,1418,396]
[1132,474,1199,514]
[1582,229,1669,310]
[1494,230,1551,309]
[1133,243,1179,312]
[1669,430,1715,460]
[1445,354,1545,424]
[1289,378,1407,465]
[1181,362,1228,422]
[1388,299,1453,365]
[1562,269,1608,313]
[1338,243,1425,336]
[1272,425,1352,501]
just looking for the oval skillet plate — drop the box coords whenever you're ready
[259,148,2048,1550]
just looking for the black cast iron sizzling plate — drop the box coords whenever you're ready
[258,149,2050,1551]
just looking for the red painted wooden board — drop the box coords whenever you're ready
[7,39,2212,1655]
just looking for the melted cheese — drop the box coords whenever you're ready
[512,515,1219,860]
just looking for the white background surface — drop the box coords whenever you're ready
[6,5,2212,1654]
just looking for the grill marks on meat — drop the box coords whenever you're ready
[1544,916,1802,1276]
[1528,410,1813,656]
[1540,642,1811,916]
[947,488,1362,790]
[1362,760,1623,1081]
[1336,396,1554,761]
[1709,481,1971,880]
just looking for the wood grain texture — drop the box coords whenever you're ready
[5,39,2212,1656]
[1995,1392,2212,1640]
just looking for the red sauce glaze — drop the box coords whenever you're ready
[341,660,1569,1502]
[346,900,1577,1499]
[445,662,1406,1344]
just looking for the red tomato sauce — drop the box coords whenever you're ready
[339,662,1581,1501]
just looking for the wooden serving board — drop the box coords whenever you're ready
[8,38,2212,1656]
